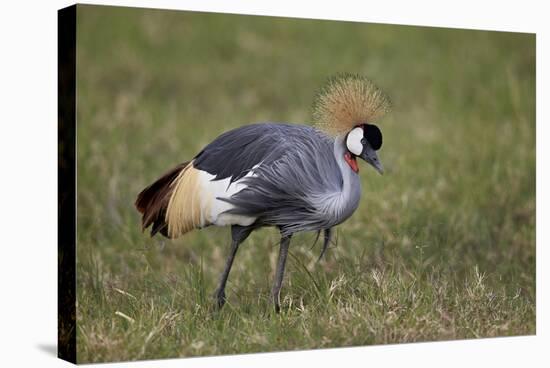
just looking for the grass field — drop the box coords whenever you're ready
[75,5,536,363]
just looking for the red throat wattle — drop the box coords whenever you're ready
[344,152,359,173]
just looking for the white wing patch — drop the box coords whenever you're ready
[197,165,259,227]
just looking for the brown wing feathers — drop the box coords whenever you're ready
[135,161,189,237]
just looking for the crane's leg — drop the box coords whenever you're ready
[317,228,333,262]
[271,234,291,313]
[214,225,253,310]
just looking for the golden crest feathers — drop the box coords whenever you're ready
[312,73,391,136]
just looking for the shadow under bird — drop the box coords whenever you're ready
[135,74,391,312]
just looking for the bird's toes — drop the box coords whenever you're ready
[214,290,226,310]
[271,291,281,313]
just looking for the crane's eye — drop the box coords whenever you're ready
[361,138,366,145]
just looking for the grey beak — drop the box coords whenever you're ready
[360,146,384,175]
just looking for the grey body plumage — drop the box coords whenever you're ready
[135,74,390,312]
[213,123,361,236]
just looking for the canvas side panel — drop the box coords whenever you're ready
[58,4,77,364]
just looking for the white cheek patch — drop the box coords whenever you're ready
[346,127,364,156]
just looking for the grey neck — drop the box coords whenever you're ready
[334,136,355,190]
[328,136,362,225]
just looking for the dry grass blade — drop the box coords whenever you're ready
[115,311,136,324]
[113,287,137,300]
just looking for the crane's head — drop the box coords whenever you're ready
[312,73,390,175]
[345,124,383,174]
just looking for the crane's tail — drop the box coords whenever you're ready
[135,161,190,238]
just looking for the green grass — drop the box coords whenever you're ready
[75,5,536,363]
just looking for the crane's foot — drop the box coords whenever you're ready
[214,289,226,310]
[272,285,283,313]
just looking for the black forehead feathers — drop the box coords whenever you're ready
[363,124,382,150]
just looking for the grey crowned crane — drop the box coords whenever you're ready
[135,74,391,312]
